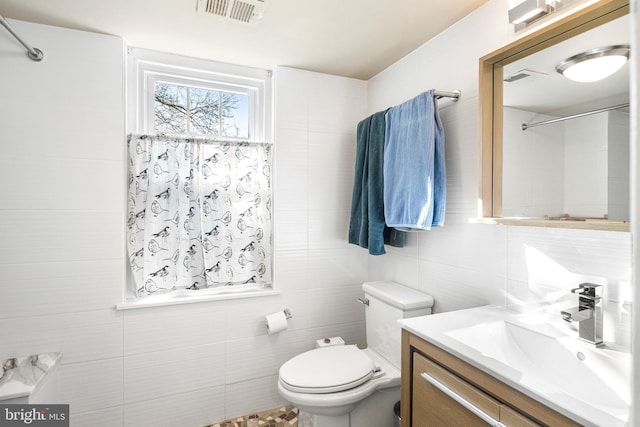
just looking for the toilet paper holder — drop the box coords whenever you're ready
[283,308,293,319]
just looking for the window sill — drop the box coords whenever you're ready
[116,288,281,311]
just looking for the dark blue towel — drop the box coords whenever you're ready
[349,111,405,255]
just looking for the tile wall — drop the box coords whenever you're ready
[367,0,632,348]
[1,0,635,424]
[0,22,369,427]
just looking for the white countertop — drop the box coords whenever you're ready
[400,305,630,427]
[0,352,61,400]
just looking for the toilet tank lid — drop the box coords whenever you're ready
[362,281,434,310]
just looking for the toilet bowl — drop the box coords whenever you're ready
[277,281,433,427]
[278,346,400,417]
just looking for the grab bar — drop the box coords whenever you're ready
[421,372,506,427]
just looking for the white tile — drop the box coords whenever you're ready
[307,321,367,349]
[308,131,357,176]
[307,72,367,101]
[308,94,365,134]
[224,294,287,340]
[71,406,123,427]
[506,277,564,307]
[289,284,366,330]
[124,386,225,427]
[367,252,419,289]
[274,128,308,211]
[123,302,226,355]
[0,310,122,364]
[274,68,310,131]
[123,343,225,404]
[225,329,307,384]
[0,260,123,318]
[274,183,309,214]
[0,103,125,162]
[0,211,123,264]
[273,211,308,251]
[305,71,366,135]
[438,98,481,215]
[308,210,351,250]
[307,130,356,210]
[225,375,288,420]
[506,226,631,291]
[307,248,368,288]
[308,172,354,213]
[417,261,506,313]
[0,21,123,163]
[275,128,308,158]
[417,214,506,276]
[61,358,123,415]
[0,157,124,211]
[367,252,405,283]
[273,250,309,292]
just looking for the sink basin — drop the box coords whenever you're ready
[445,319,630,413]
[399,305,631,427]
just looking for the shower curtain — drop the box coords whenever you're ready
[127,134,272,297]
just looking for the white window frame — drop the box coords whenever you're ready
[120,47,277,310]
[127,47,272,141]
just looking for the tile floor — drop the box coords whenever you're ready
[208,406,299,427]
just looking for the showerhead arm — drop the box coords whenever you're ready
[0,14,44,61]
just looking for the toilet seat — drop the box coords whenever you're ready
[279,345,376,394]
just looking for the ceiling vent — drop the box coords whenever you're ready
[504,69,548,82]
[196,0,266,24]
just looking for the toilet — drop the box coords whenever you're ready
[278,281,434,427]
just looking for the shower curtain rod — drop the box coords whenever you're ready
[521,102,629,131]
[0,15,44,61]
[434,89,461,102]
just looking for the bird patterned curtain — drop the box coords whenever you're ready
[127,134,272,297]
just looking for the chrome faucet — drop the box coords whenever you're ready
[561,283,603,346]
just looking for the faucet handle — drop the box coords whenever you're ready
[570,283,602,300]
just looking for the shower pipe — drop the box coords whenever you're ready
[0,15,44,61]
[521,102,629,131]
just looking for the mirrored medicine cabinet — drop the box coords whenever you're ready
[479,0,630,231]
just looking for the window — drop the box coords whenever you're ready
[154,82,250,138]
[127,47,271,141]
[124,48,274,304]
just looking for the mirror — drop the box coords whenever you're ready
[480,0,630,231]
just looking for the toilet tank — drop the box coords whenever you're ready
[362,281,434,369]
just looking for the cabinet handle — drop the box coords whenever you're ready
[421,372,507,427]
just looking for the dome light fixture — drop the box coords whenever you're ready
[556,45,630,83]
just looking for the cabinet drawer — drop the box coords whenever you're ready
[412,352,541,427]
[501,405,541,427]
[412,352,501,426]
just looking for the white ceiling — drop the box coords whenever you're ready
[0,0,490,80]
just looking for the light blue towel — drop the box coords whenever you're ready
[383,90,445,230]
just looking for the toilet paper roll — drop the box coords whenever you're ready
[265,311,288,335]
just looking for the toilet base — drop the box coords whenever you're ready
[350,385,400,427]
[303,385,400,427]
[309,412,350,427]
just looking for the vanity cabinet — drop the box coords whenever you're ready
[401,330,581,427]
